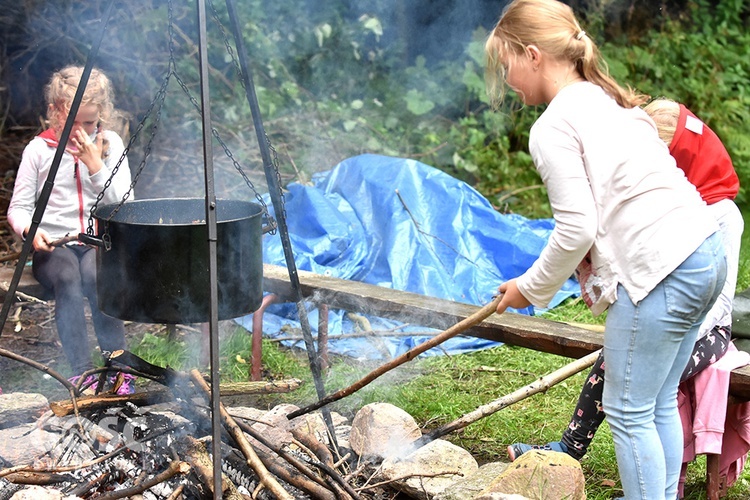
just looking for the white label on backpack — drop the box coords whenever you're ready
[685,115,704,135]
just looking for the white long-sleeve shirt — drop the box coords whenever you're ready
[516,82,719,315]
[8,129,133,241]
[701,199,742,336]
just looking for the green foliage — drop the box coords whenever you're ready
[601,0,750,205]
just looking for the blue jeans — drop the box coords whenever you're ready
[601,232,726,500]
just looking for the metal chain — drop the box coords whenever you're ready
[208,0,245,91]
[87,0,284,240]
[207,0,287,231]
[172,59,275,232]
[85,0,177,240]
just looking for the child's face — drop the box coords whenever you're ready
[503,52,541,106]
[71,103,100,137]
[51,102,100,143]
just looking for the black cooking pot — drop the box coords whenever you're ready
[93,198,264,324]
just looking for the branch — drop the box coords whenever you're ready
[287,295,501,419]
[188,369,295,500]
[420,349,601,443]
[0,346,74,392]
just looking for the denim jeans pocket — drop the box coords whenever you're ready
[663,234,725,322]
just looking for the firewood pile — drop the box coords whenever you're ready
[0,353,395,500]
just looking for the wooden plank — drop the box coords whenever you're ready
[263,264,750,401]
[263,264,603,359]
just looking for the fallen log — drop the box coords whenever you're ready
[420,349,602,444]
[288,295,502,419]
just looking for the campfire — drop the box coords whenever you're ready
[0,347,372,500]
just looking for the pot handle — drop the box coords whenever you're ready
[262,215,277,235]
[77,232,112,251]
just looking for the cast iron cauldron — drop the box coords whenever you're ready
[94,198,264,324]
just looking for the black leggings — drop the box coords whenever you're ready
[561,325,732,460]
[33,245,126,375]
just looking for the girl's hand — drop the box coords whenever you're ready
[30,228,54,253]
[68,128,104,175]
[496,279,532,314]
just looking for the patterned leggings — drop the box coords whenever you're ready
[561,325,732,460]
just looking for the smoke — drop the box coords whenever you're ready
[3,0,513,195]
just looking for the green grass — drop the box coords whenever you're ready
[126,209,750,499]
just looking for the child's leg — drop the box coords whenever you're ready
[561,323,730,461]
[33,247,92,374]
[560,351,606,459]
[680,325,731,381]
[78,246,127,355]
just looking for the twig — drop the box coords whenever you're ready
[65,471,110,498]
[233,412,354,495]
[395,189,501,282]
[0,282,47,304]
[355,470,463,492]
[165,484,185,500]
[188,368,295,500]
[419,349,602,444]
[495,184,545,205]
[0,424,185,479]
[182,436,240,499]
[287,295,501,419]
[0,346,74,393]
[3,471,72,486]
[269,330,447,342]
[95,460,190,500]
[233,418,341,500]
[0,252,21,262]
[50,234,79,247]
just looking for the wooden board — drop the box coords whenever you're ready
[263,264,750,401]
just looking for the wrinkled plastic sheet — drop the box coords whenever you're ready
[235,154,580,360]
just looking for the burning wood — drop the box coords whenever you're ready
[49,378,303,417]
[189,368,295,500]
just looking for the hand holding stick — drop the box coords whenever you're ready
[287,295,502,419]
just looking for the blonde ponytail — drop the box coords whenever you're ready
[485,0,649,108]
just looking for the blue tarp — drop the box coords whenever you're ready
[235,154,580,360]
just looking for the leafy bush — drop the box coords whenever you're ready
[2,0,748,213]
[601,0,750,204]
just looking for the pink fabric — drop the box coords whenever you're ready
[678,343,750,497]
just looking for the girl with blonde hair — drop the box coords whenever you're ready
[485,1,727,498]
[8,66,135,395]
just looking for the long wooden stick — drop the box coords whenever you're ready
[287,295,502,419]
[420,348,601,443]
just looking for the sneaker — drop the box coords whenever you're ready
[68,374,100,395]
[110,373,137,395]
[507,441,568,461]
